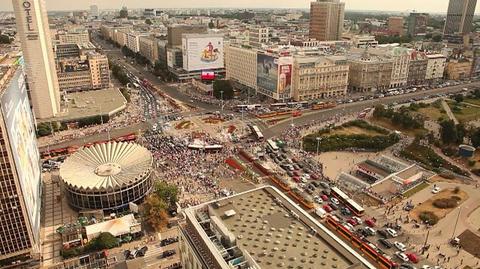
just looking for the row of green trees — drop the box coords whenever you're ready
[36,122,68,137]
[111,63,129,86]
[373,105,424,130]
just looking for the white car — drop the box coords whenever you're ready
[432,187,440,194]
[330,197,340,205]
[386,228,398,237]
[343,223,355,232]
[352,216,363,225]
[394,241,407,252]
[395,251,409,262]
[364,227,376,236]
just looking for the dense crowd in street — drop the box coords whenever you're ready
[144,133,237,207]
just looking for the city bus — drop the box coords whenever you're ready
[331,187,365,216]
[250,125,264,141]
[266,139,279,153]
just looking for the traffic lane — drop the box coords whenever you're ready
[264,82,480,138]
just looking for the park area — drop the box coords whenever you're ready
[303,120,399,153]
[448,100,480,123]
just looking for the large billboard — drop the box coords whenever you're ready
[183,35,224,72]
[1,69,41,243]
[257,54,293,99]
[257,54,278,93]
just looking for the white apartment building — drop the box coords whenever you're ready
[126,32,149,53]
[426,54,447,80]
[225,45,257,91]
[57,30,90,44]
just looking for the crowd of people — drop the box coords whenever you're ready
[144,133,238,208]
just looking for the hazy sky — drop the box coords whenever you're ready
[1,0,478,13]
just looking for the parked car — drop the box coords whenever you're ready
[378,238,393,249]
[323,204,333,213]
[364,227,376,236]
[400,263,417,269]
[386,228,399,237]
[329,203,339,211]
[330,197,340,205]
[320,195,329,201]
[395,252,409,263]
[352,216,363,225]
[365,218,376,227]
[137,246,148,257]
[341,207,351,216]
[432,186,441,194]
[377,229,389,238]
[162,250,176,258]
[347,218,358,226]
[406,253,419,264]
[394,241,407,252]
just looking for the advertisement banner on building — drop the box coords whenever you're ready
[183,35,224,71]
[257,53,278,93]
[1,70,41,242]
[277,57,293,95]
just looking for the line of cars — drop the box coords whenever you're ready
[124,246,148,260]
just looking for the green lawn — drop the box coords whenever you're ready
[402,182,430,198]
[415,106,448,122]
[369,117,427,138]
[448,101,480,123]
[463,98,480,107]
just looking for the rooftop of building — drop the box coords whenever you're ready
[38,88,126,123]
[181,186,375,269]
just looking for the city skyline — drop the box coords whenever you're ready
[2,0,480,13]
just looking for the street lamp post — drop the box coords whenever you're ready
[316,137,321,155]
[220,90,224,112]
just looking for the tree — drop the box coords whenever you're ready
[143,195,169,230]
[119,7,128,18]
[0,34,11,44]
[440,120,458,145]
[213,80,234,100]
[454,94,464,103]
[87,232,118,251]
[208,21,215,29]
[145,19,153,25]
[432,35,443,42]
[471,128,480,148]
[154,181,179,206]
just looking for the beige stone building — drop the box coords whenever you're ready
[309,0,345,41]
[225,45,257,91]
[55,44,110,92]
[139,35,160,64]
[292,55,349,101]
[426,54,447,80]
[368,47,411,88]
[348,52,393,92]
[446,58,473,80]
[56,29,90,44]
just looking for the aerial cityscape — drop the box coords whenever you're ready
[0,0,480,268]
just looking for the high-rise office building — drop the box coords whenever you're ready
[0,63,42,267]
[12,0,61,119]
[388,16,404,36]
[90,5,99,17]
[444,0,477,35]
[309,0,345,41]
[407,12,429,36]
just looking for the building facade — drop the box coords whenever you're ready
[12,0,61,119]
[56,30,90,44]
[90,5,99,17]
[248,27,269,48]
[225,45,258,91]
[388,17,404,36]
[126,32,149,53]
[407,51,428,85]
[139,35,160,65]
[445,58,473,80]
[167,24,207,48]
[407,13,429,36]
[309,0,345,41]
[425,54,447,80]
[444,0,477,35]
[368,47,410,88]
[348,52,393,92]
[292,56,349,100]
[0,65,41,266]
[55,44,110,92]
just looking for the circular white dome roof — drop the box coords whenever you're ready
[60,142,153,191]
